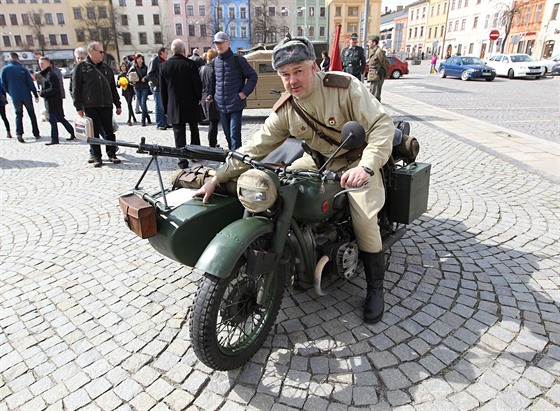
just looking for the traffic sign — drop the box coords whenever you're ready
[489,30,500,41]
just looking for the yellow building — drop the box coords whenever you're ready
[425,0,449,57]
[326,0,382,50]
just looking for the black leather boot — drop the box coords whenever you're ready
[361,251,386,323]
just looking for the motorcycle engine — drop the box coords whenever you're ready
[315,232,361,280]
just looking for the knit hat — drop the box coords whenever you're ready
[272,36,316,70]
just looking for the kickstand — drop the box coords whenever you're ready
[133,154,169,210]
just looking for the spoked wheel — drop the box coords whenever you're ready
[190,236,286,370]
[461,70,470,81]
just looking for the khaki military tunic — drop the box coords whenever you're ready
[215,72,394,252]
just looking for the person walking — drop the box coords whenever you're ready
[37,56,75,145]
[199,49,220,148]
[0,81,12,139]
[208,32,258,150]
[147,47,169,130]
[72,41,122,168]
[117,62,137,125]
[367,35,390,102]
[1,52,41,143]
[320,50,331,72]
[430,53,438,74]
[190,48,205,68]
[194,36,394,324]
[341,33,366,80]
[128,53,151,127]
[160,39,203,169]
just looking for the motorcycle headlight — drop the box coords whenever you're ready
[237,169,278,213]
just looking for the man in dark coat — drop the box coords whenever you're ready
[160,38,203,169]
[341,32,366,80]
[38,56,75,145]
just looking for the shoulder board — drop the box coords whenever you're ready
[323,73,352,89]
[272,91,292,112]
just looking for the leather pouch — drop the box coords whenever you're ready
[118,193,157,239]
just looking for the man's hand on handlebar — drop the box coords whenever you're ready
[193,177,219,203]
[340,166,371,188]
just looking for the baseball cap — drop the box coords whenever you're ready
[213,32,230,43]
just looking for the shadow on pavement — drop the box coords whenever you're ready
[0,157,59,169]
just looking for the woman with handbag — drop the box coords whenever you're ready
[128,53,151,127]
[117,63,137,125]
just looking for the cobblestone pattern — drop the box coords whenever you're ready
[0,89,558,410]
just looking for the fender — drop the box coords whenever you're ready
[195,217,274,278]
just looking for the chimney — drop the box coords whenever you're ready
[385,7,389,13]
[397,5,403,11]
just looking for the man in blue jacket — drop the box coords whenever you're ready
[0,52,41,143]
[208,32,258,150]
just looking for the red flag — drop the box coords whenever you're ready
[329,24,343,71]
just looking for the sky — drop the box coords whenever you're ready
[381,0,418,13]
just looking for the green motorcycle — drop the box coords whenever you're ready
[87,121,430,370]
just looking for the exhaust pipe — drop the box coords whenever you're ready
[313,255,330,296]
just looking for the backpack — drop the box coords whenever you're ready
[379,51,391,78]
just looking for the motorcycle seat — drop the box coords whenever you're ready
[261,137,305,166]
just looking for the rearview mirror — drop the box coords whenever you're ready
[341,121,366,150]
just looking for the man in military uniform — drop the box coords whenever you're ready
[341,33,366,80]
[194,36,394,324]
[367,35,389,102]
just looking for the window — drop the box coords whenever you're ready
[121,15,128,25]
[26,34,34,45]
[431,6,434,16]
[309,26,314,37]
[308,7,314,17]
[437,4,441,14]
[119,0,126,6]
[523,7,531,24]
[420,26,424,36]
[320,7,325,17]
[534,4,542,22]
[199,5,205,16]
[22,14,29,25]
[335,7,341,16]
[468,43,474,54]
[57,13,64,24]
[444,2,447,13]
[240,7,246,18]
[434,27,438,37]
[123,32,131,44]
[33,14,41,24]
[138,15,144,25]
[281,7,288,16]
[187,5,194,16]
[409,28,412,38]
[76,29,85,41]
[551,3,559,20]
[484,15,489,28]
[101,28,109,41]
[61,34,68,45]
[188,24,195,36]
[451,0,455,10]
[136,0,142,5]
[174,4,180,14]
[454,20,459,30]
[139,32,147,44]
[86,7,95,19]
[348,22,358,32]
[543,40,555,58]
[448,22,453,32]
[152,0,158,5]
[217,7,223,19]
[45,13,53,24]
[18,0,25,3]
[414,27,418,37]
[298,8,303,16]
[153,14,159,25]
[175,23,182,35]
[9,14,17,25]
[229,26,235,38]
[3,35,11,47]
[99,7,107,19]
[14,35,22,46]
[422,6,426,17]
[428,27,432,38]
[229,7,235,18]
[49,34,56,45]
[200,24,207,36]
[464,0,468,7]
[492,13,498,27]
[458,0,462,8]
[254,7,261,17]
[320,26,325,36]
[154,31,162,43]
[0,15,5,26]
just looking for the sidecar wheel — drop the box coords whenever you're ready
[190,237,286,370]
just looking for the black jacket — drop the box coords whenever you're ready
[72,56,121,111]
[160,54,202,124]
[147,56,163,88]
[128,63,149,90]
[39,66,64,114]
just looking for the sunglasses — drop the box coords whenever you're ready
[96,49,105,54]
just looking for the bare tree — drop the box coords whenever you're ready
[498,0,537,53]
[27,9,49,55]
[249,0,286,45]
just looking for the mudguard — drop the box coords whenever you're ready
[195,217,274,278]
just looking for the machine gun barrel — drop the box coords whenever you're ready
[86,137,229,162]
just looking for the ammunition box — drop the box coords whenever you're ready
[389,162,431,224]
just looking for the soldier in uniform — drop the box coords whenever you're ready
[194,36,394,324]
[341,32,366,80]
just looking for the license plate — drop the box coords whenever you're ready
[482,73,491,76]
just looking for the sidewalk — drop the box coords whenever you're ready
[382,91,560,182]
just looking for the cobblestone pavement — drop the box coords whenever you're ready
[0,85,559,411]
[383,61,560,143]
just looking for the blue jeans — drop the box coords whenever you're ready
[152,87,167,127]
[13,99,40,137]
[135,87,149,124]
[48,112,74,143]
[220,110,243,150]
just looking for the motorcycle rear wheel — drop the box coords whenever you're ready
[190,237,286,370]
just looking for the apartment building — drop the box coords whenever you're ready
[326,0,383,50]
[507,0,547,55]
[380,7,407,53]
[425,0,448,57]
[537,0,559,58]
[406,0,429,58]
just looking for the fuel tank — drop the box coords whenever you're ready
[291,179,345,223]
[148,189,244,267]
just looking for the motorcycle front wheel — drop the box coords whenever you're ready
[190,237,286,370]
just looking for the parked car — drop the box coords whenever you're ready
[243,50,283,109]
[365,55,409,79]
[539,55,560,75]
[487,53,545,79]
[551,63,560,76]
[438,56,496,81]
[59,67,73,78]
